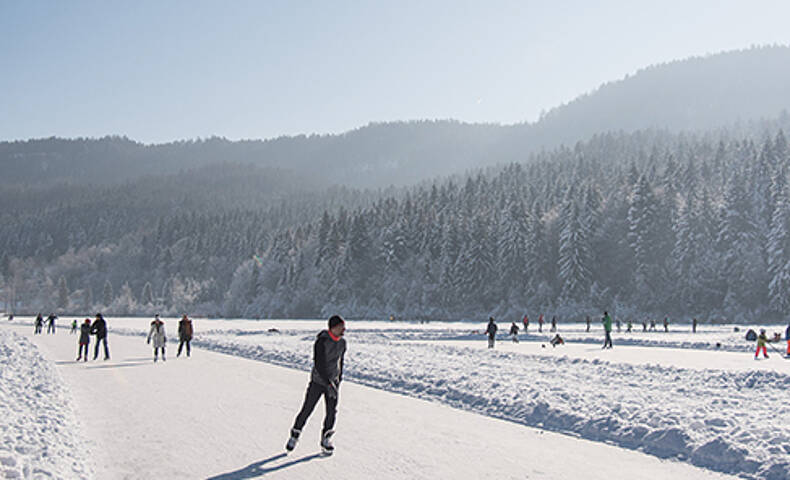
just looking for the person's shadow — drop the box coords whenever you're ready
[206,452,325,479]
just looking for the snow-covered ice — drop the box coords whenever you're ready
[4,316,788,479]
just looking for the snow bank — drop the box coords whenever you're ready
[0,331,93,479]
[163,328,790,480]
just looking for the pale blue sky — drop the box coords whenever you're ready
[2,0,790,143]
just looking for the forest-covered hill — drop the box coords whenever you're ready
[3,46,789,189]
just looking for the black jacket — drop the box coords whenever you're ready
[486,321,498,337]
[91,318,107,338]
[310,330,346,387]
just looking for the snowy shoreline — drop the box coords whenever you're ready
[0,330,94,479]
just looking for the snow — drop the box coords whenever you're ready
[0,330,93,479]
[4,317,789,479]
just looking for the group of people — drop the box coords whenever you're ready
[144,314,194,362]
[33,313,58,334]
[486,311,615,349]
[750,324,790,359]
[75,313,110,361]
[31,312,195,363]
[517,314,560,333]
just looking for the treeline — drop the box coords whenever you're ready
[5,126,790,321]
[226,127,790,321]
[0,163,378,315]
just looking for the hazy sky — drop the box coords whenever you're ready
[2,0,790,144]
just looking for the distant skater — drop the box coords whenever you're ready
[46,314,57,334]
[649,319,656,331]
[76,319,91,362]
[538,314,544,333]
[147,314,167,362]
[70,319,78,334]
[550,316,557,332]
[692,318,697,333]
[509,321,519,343]
[616,318,621,332]
[626,320,632,333]
[642,320,647,332]
[663,317,669,332]
[286,315,347,455]
[91,313,110,360]
[522,315,529,332]
[486,317,498,349]
[586,316,591,332]
[785,322,790,357]
[755,329,770,359]
[177,314,193,357]
[602,311,613,349]
[34,313,43,334]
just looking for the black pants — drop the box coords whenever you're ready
[94,336,110,359]
[154,347,165,359]
[292,381,338,434]
[77,343,89,359]
[603,331,613,348]
[177,339,191,356]
[47,323,55,334]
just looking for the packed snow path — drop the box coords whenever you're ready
[5,323,736,480]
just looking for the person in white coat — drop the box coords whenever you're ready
[147,314,167,362]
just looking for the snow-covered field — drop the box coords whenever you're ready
[3,316,789,479]
[0,330,93,479]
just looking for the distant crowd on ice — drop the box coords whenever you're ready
[478,312,790,358]
[25,312,194,362]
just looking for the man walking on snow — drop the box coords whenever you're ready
[485,317,498,348]
[286,315,347,455]
[602,311,613,349]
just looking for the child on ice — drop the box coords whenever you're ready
[755,329,770,359]
[76,319,91,361]
[509,322,519,343]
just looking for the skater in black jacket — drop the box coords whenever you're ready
[46,314,57,334]
[286,315,347,455]
[90,313,110,360]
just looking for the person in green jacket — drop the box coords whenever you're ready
[602,311,613,349]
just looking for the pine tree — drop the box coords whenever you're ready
[102,280,113,307]
[767,183,790,312]
[57,276,69,310]
[315,211,332,266]
[84,286,93,312]
[455,216,495,308]
[141,282,154,305]
[497,197,530,297]
[558,201,592,301]
[627,176,663,306]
